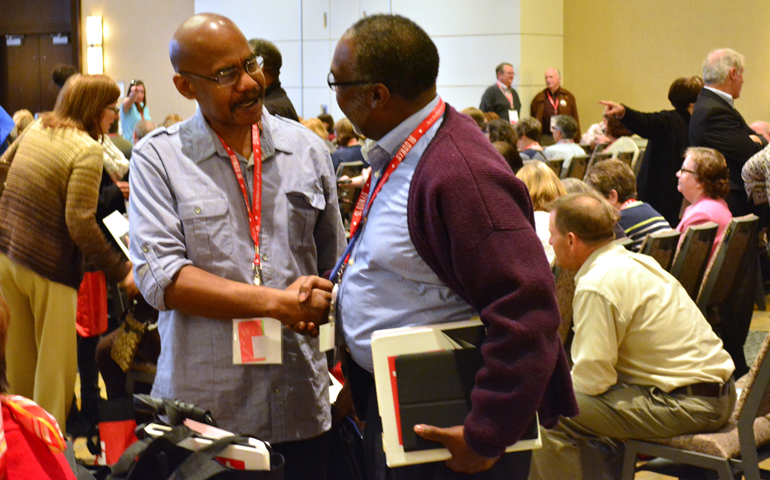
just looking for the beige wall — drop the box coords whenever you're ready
[80,0,196,125]
[77,0,770,133]
[564,0,770,131]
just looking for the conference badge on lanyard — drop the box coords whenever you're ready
[220,124,283,364]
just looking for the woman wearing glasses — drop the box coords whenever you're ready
[121,79,151,143]
[675,146,732,251]
[0,74,136,432]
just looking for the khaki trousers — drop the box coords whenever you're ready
[0,253,78,432]
[528,381,736,480]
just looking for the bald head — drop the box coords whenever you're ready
[545,68,561,93]
[170,13,247,72]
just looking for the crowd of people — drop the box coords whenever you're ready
[4,11,770,480]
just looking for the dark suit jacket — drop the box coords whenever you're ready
[690,88,766,215]
[479,84,521,122]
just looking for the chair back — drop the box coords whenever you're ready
[546,158,563,177]
[553,266,576,344]
[617,151,634,167]
[615,236,634,250]
[586,151,612,173]
[696,215,759,314]
[564,155,589,180]
[335,161,365,231]
[669,222,718,299]
[734,330,770,427]
[639,229,681,271]
[336,160,364,179]
[633,147,646,177]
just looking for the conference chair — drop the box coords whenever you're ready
[615,236,634,250]
[633,147,646,177]
[336,161,365,232]
[621,329,770,480]
[696,215,759,317]
[553,265,576,345]
[639,229,681,271]
[586,152,612,173]
[669,222,718,299]
[564,155,589,180]
[617,151,634,167]
[546,158,564,177]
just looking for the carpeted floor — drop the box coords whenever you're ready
[744,330,767,368]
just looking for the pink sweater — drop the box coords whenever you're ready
[676,196,732,253]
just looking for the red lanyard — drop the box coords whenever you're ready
[218,124,263,283]
[348,99,445,239]
[497,81,514,108]
[546,90,559,113]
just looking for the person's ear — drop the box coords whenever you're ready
[173,74,196,100]
[567,232,577,249]
[608,189,619,204]
[370,84,390,109]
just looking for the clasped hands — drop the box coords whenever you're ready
[284,275,334,336]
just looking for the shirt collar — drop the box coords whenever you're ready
[704,86,735,108]
[181,107,289,165]
[370,95,440,172]
[574,241,620,284]
[496,81,511,92]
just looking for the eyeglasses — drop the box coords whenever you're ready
[327,71,372,92]
[105,105,119,114]
[180,55,264,87]
[679,167,697,175]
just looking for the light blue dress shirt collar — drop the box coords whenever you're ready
[368,95,441,173]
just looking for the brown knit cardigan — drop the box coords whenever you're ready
[0,121,130,289]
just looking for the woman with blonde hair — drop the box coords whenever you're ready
[0,74,135,431]
[517,161,567,264]
[303,117,336,153]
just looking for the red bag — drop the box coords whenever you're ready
[76,271,109,337]
[96,398,138,466]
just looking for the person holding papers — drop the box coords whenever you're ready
[329,14,577,479]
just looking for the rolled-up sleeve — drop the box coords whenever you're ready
[128,138,192,310]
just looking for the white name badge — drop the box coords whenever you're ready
[508,110,519,124]
[232,318,282,364]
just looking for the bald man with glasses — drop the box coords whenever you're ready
[127,14,346,480]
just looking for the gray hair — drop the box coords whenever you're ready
[551,115,578,140]
[702,48,744,85]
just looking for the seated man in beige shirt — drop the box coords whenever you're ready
[529,192,736,480]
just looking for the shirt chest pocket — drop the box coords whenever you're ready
[178,197,234,265]
[286,188,325,254]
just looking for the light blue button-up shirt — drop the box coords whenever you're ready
[128,107,346,442]
[337,96,475,373]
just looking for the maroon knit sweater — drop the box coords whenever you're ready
[408,105,578,457]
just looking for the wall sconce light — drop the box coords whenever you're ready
[86,16,103,74]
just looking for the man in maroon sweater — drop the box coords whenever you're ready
[329,13,577,480]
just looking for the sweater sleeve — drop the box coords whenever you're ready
[65,145,130,283]
[621,107,670,139]
[408,108,577,457]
